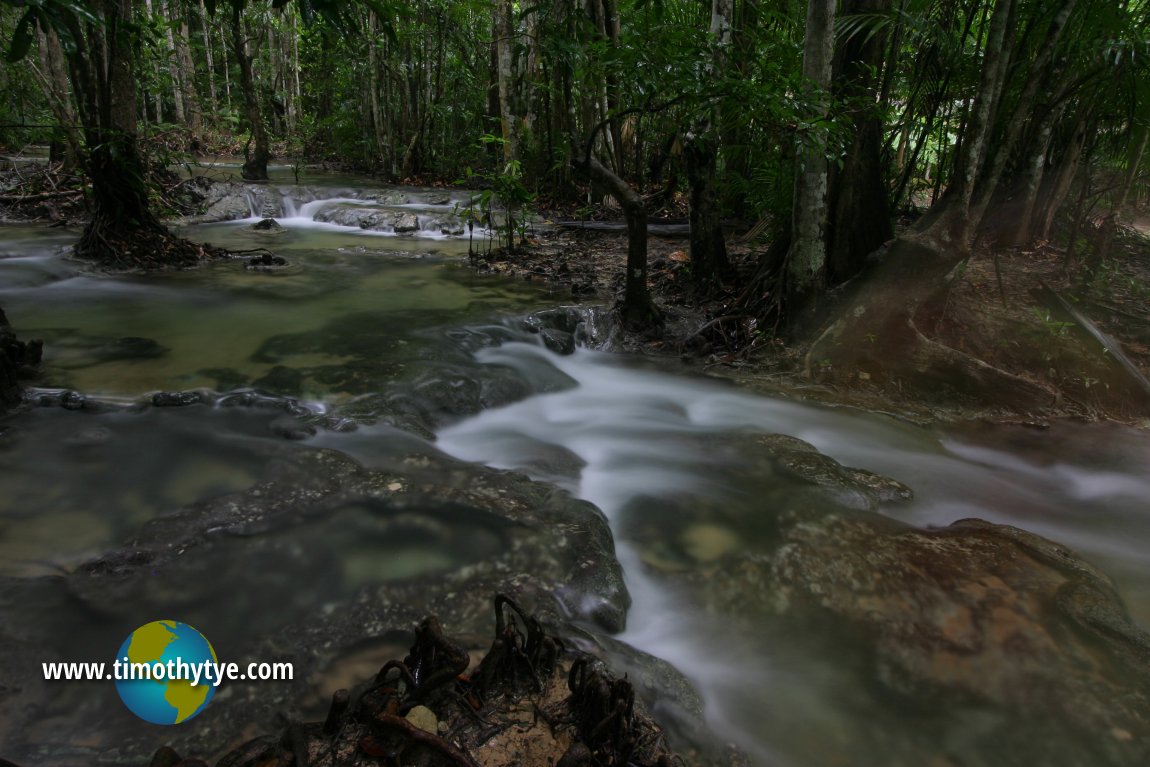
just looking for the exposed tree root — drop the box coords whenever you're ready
[73,219,230,271]
[903,315,1058,409]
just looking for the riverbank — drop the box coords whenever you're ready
[477,219,1150,426]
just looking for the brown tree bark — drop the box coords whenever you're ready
[199,0,219,116]
[684,129,733,288]
[968,0,1078,237]
[573,152,660,330]
[34,26,83,169]
[493,0,517,163]
[684,0,735,288]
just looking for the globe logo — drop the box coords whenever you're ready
[114,620,218,725]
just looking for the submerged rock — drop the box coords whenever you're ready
[250,217,284,233]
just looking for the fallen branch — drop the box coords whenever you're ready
[0,189,83,203]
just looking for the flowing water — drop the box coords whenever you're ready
[1,177,1149,766]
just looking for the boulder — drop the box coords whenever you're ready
[394,213,420,233]
[0,444,630,764]
[250,217,285,233]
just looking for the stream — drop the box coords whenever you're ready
[2,175,1149,766]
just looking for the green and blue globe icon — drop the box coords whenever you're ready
[114,620,217,725]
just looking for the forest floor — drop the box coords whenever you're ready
[479,218,1150,425]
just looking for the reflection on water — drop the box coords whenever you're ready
[0,220,553,397]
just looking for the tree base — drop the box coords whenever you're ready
[74,218,228,270]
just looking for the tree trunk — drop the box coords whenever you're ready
[62,0,213,268]
[199,0,219,116]
[1117,123,1149,214]
[916,0,1014,247]
[493,0,517,163]
[685,130,733,289]
[1007,106,1062,247]
[172,5,203,145]
[785,0,836,324]
[968,0,1077,235]
[1037,109,1089,241]
[158,0,186,125]
[575,153,659,330]
[34,26,83,169]
[231,1,269,180]
[826,0,893,285]
[368,13,390,170]
[684,0,735,288]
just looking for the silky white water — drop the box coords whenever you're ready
[436,341,1150,765]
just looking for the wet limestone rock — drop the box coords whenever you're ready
[394,213,420,233]
[250,217,285,234]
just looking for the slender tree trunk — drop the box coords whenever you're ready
[231,1,269,180]
[786,0,836,324]
[158,0,186,125]
[968,0,1077,234]
[494,0,517,163]
[1117,123,1149,214]
[1008,105,1062,246]
[172,6,203,145]
[685,0,735,287]
[579,155,658,330]
[199,0,218,116]
[685,132,732,287]
[368,13,389,170]
[917,0,1014,246]
[219,23,232,112]
[34,26,83,169]
[1037,107,1090,241]
[142,0,164,122]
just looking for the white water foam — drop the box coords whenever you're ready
[436,340,1150,762]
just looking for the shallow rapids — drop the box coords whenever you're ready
[436,342,1150,764]
[2,178,1149,766]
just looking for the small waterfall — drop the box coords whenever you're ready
[243,190,260,218]
[281,194,299,218]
